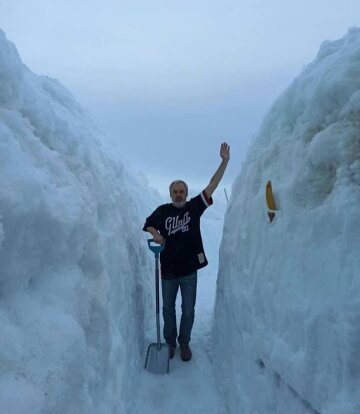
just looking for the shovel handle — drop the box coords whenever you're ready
[147,238,165,255]
[147,238,165,348]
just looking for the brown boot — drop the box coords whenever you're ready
[168,342,176,359]
[169,344,176,359]
[180,343,192,361]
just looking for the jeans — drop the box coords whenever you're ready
[161,271,197,346]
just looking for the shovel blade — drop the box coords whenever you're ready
[144,342,170,374]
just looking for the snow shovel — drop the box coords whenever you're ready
[144,239,170,374]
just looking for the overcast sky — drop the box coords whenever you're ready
[1,0,360,195]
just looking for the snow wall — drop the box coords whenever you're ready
[214,28,360,414]
[0,30,158,413]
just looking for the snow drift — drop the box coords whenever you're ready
[0,29,158,413]
[214,28,360,414]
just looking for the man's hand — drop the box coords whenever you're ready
[153,233,164,244]
[204,141,230,199]
[146,226,164,244]
[220,142,230,162]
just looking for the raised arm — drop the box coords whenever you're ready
[204,142,230,199]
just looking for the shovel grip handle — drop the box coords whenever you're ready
[148,238,165,255]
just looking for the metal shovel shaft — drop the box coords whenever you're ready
[145,239,169,374]
[155,252,161,350]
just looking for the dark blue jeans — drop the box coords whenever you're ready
[161,271,197,346]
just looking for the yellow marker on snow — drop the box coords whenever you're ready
[266,181,276,222]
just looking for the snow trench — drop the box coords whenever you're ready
[1,25,360,414]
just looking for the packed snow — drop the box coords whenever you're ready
[213,27,360,414]
[0,29,159,413]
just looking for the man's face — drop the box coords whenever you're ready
[170,183,187,204]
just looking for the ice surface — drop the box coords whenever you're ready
[0,29,159,413]
[213,28,360,414]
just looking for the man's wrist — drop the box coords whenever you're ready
[147,227,159,236]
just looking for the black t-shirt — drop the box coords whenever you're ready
[143,190,213,279]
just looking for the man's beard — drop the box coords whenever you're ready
[173,200,186,208]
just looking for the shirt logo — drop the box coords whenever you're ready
[165,212,191,235]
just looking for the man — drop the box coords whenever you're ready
[143,142,230,361]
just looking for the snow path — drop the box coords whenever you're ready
[131,271,228,414]
[131,203,228,414]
